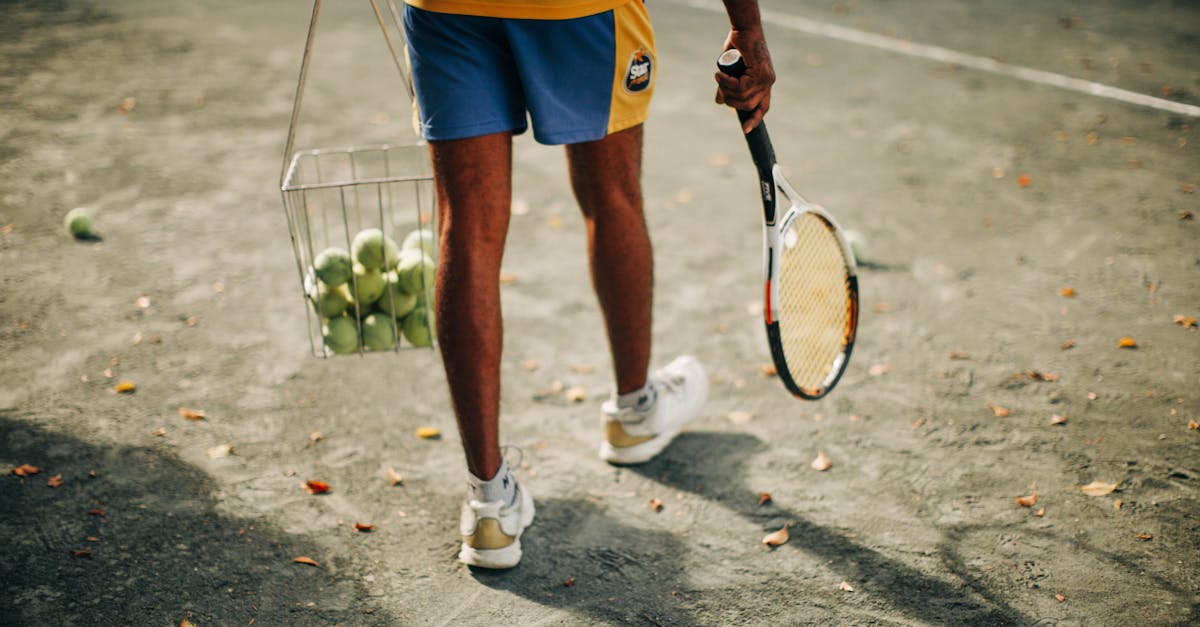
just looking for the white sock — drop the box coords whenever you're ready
[616,383,657,413]
[468,459,516,506]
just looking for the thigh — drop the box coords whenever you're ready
[403,6,528,141]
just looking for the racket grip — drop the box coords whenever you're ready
[717,49,755,128]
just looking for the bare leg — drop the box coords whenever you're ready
[429,132,512,481]
[565,125,652,395]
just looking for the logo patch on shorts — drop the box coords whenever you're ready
[623,48,653,94]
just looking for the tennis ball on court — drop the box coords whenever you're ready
[377,271,418,319]
[64,207,94,238]
[352,228,401,271]
[396,249,436,295]
[322,315,360,355]
[314,247,352,286]
[844,230,866,262]
[361,313,397,351]
[402,306,433,347]
[401,227,436,257]
[314,283,353,318]
[350,263,386,306]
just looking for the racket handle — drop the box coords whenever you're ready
[716,49,754,128]
[718,49,778,221]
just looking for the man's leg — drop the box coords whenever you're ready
[429,131,512,482]
[565,125,652,396]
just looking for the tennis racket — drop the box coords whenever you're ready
[719,48,859,400]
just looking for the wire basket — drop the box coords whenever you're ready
[280,0,437,358]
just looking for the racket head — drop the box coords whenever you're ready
[765,173,859,400]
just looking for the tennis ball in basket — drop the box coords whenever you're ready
[64,207,94,238]
[401,227,437,257]
[314,283,353,318]
[323,315,360,355]
[314,247,352,286]
[843,230,866,261]
[361,313,397,351]
[402,306,433,347]
[352,228,401,271]
[377,272,418,319]
[396,249,436,295]
[351,263,386,306]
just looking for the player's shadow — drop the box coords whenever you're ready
[0,412,394,626]
[629,432,1032,625]
[471,497,699,625]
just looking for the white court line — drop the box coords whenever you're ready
[677,0,1200,118]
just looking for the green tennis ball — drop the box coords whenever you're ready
[322,315,360,355]
[844,230,866,261]
[313,283,353,318]
[377,271,418,319]
[350,263,386,306]
[314,247,352,286]
[402,306,434,347]
[64,208,94,238]
[361,313,397,351]
[352,228,400,271]
[401,227,436,258]
[396,249,435,295]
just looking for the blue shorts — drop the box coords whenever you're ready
[402,2,656,145]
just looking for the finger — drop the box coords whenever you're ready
[741,107,765,134]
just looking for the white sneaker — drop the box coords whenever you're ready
[599,355,709,465]
[458,479,535,569]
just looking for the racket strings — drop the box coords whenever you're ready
[777,213,853,392]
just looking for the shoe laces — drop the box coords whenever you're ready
[652,370,686,397]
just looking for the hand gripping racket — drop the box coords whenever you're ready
[719,48,859,400]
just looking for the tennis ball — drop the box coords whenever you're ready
[361,313,397,351]
[314,247,352,286]
[844,230,866,261]
[377,271,418,319]
[314,283,353,318]
[351,263,386,306]
[322,315,360,355]
[352,228,401,271]
[396,249,435,295]
[401,227,436,258]
[64,208,94,238]
[402,306,433,347]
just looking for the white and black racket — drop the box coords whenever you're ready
[719,49,859,400]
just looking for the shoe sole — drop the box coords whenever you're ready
[599,423,684,465]
[458,489,536,569]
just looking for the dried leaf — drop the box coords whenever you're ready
[838,581,855,592]
[948,350,970,360]
[757,492,772,506]
[1016,492,1038,507]
[47,474,64,488]
[212,281,224,294]
[569,364,594,374]
[498,272,519,286]
[1055,594,1066,603]
[207,443,233,458]
[1077,480,1119,496]
[1087,392,1098,400]
[1060,339,1076,350]
[520,359,539,372]
[309,431,323,443]
[811,450,832,471]
[386,467,404,486]
[648,498,664,513]
[1016,174,1032,188]
[1188,419,1199,430]
[1113,499,1123,510]
[1050,414,1068,425]
[88,508,105,517]
[1058,287,1076,297]
[86,537,99,542]
[115,381,137,394]
[181,620,197,627]
[728,410,754,424]
[849,414,863,422]
[1134,532,1152,541]
[759,363,777,377]
[1035,507,1046,517]
[178,407,206,421]
[116,96,136,114]
[564,386,588,403]
[911,417,926,430]
[12,464,40,476]
[1172,314,1197,328]
[987,403,1011,417]
[991,166,1005,179]
[292,556,320,567]
[135,296,151,309]
[354,522,375,533]
[303,480,331,495]
[672,189,694,203]
[762,524,789,547]
[72,548,92,559]
[414,426,441,440]
[1117,336,1137,348]
[868,363,893,376]
[562,577,576,587]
